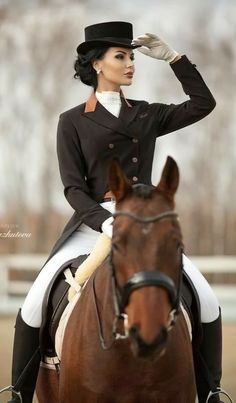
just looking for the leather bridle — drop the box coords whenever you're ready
[93,209,183,350]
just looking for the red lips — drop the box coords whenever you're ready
[125,72,133,78]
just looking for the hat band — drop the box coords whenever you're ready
[85,36,132,43]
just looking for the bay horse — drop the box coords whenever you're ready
[37,156,196,403]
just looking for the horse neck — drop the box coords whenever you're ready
[91,260,115,326]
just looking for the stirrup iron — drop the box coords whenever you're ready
[0,385,23,402]
[206,387,234,403]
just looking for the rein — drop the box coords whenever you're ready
[92,209,183,350]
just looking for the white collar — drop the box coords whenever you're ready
[95,91,121,105]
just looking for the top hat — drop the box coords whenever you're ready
[77,21,139,54]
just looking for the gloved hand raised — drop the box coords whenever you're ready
[101,216,114,239]
[132,33,179,63]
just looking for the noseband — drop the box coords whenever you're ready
[93,209,183,350]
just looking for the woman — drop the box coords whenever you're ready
[4,21,231,403]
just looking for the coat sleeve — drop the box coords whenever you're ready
[152,55,216,136]
[57,113,112,232]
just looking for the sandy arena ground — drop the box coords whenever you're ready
[0,316,235,402]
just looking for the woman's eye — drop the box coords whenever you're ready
[115,54,124,60]
[115,54,134,61]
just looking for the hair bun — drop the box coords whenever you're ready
[74,46,108,88]
[77,53,89,66]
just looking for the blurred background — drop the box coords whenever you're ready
[0,0,235,401]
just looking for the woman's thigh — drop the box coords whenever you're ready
[21,225,100,327]
[183,254,219,323]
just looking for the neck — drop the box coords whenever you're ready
[96,81,121,93]
[96,87,121,92]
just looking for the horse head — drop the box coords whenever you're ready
[109,156,183,359]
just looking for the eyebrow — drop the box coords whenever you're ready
[115,50,134,55]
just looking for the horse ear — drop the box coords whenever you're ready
[156,156,179,200]
[109,159,132,202]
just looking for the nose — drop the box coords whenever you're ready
[126,59,134,68]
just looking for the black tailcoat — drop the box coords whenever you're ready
[44,55,216,266]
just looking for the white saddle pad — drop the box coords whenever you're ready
[55,291,82,360]
[180,302,192,341]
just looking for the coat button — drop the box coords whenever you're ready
[132,157,138,163]
[132,138,138,143]
[108,143,115,149]
[132,176,138,182]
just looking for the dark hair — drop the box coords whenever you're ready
[74,46,109,89]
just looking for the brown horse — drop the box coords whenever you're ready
[37,156,196,403]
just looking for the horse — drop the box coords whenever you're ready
[36,156,197,403]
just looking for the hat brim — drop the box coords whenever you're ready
[77,39,140,54]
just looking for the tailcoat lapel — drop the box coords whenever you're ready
[82,92,141,138]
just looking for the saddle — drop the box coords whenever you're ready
[39,254,88,360]
[39,232,112,365]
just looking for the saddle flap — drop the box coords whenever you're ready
[181,271,202,344]
[39,255,88,356]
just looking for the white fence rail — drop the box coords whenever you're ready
[0,254,46,314]
[191,256,236,321]
[0,254,236,319]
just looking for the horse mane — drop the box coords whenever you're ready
[132,183,155,199]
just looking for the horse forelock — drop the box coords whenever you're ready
[132,183,155,199]
[130,184,174,213]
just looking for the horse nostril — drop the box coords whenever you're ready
[129,324,140,337]
[157,326,168,346]
[129,323,169,359]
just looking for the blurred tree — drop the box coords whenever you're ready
[0,3,85,252]
[177,10,236,255]
[0,0,235,255]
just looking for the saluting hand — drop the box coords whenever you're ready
[132,33,179,63]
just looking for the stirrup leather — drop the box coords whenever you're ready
[206,387,234,403]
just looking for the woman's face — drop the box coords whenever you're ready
[93,47,135,91]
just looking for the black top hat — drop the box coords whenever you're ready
[77,21,139,54]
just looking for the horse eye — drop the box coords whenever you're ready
[112,242,120,253]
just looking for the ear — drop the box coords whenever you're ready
[92,60,101,73]
[156,156,179,200]
[109,159,132,203]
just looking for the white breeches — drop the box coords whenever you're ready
[21,201,219,328]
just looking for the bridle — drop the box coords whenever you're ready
[92,209,183,350]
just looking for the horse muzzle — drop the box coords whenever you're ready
[129,324,168,359]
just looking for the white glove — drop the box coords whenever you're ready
[132,33,179,63]
[101,216,114,239]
